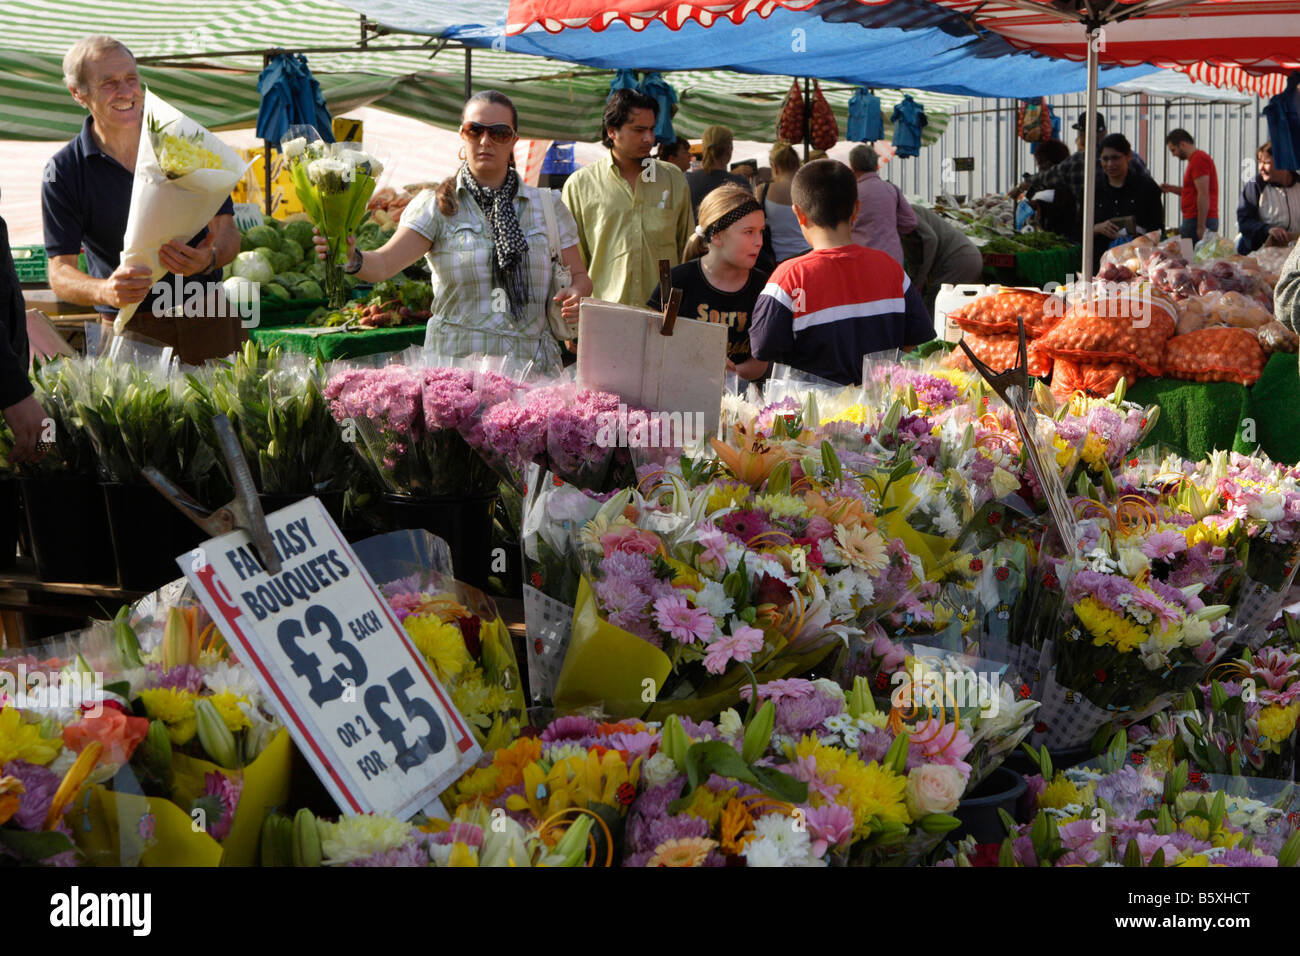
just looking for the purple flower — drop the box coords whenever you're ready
[1141,530,1187,562]
[540,715,600,742]
[2,759,60,830]
[145,663,204,694]
[196,771,243,842]
[703,625,765,675]
[346,832,435,867]
[721,509,772,544]
[1216,848,1277,867]
[739,678,817,706]
[772,687,844,738]
[805,803,855,856]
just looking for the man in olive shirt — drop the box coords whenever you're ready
[562,89,694,307]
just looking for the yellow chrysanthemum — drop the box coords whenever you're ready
[208,692,251,733]
[1258,702,1300,744]
[137,687,198,745]
[822,404,870,426]
[1075,598,1148,653]
[647,837,717,867]
[794,735,909,835]
[405,616,471,683]
[318,814,414,864]
[0,706,61,766]
[753,493,808,519]
[1080,434,1106,469]
[705,485,750,515]
[683,785,737,828]
[1181,817,1211,842]
[1037,775,1092,810]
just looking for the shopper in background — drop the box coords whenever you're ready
[1010,112,1149,224]
[658,137,693,174]
[1237,142,1300,253]
[1275,238,1300,332]
[847,143,916,266]
[648,185,770,382]
[322,91,591,375]
[759,142,811,265]
[685,125,753,213]
[749,159,932,386]
[1026,138,1078,239]
[0,198,40,463]
[902,204,984,320]
[1163,129,1219,241]
[562,88,693,307]
[1093,133,1165,270]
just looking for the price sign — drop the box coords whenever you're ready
[181,498,480,819]
[953,157,975,172]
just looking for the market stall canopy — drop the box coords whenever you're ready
[1105,68,1254,104]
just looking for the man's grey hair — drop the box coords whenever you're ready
[848,144,879,173]
[63,35,135,92]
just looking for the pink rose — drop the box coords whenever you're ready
[904,764,965,817]
[600,526,660,557]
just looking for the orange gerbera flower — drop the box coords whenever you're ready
[597,720,645,736]
[647,837,718,867]
[803,491,875,529]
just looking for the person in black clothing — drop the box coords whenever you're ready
[0,204,41,463]
[1093,133,1164,270]
[1028,139,1078,240]
[648,183,769,381]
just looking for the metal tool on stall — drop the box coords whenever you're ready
[958,316,1078,544]
[657,258,681,336]
[142,413,283,574]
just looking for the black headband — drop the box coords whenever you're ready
[702,198,763,240]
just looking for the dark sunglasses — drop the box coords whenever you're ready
[460,121,515,145]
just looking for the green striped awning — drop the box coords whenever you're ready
[0,0,955,144]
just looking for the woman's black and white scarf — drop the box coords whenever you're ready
[458,162,530,321]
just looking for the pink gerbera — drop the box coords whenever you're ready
[739,678,817,705]
[1140,530,1187,562]
[703,624,765,675]
[652,594,714,644]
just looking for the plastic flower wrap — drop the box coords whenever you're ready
[187,342,354,497]
[323,351,519,497]
[944,759,1300,867]
[114,90,249,332]
[282,128,383,308]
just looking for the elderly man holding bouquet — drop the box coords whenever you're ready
[41,35,243,363]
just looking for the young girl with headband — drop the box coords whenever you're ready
[647,184,770,381]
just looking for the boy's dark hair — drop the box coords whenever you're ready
[1165,128,1195,147]
[1099,132,1132,156]
[602,89,659,149]
[791,159,858,229]
[1035,139,1070,167]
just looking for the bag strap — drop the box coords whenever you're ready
[538,187,562,262]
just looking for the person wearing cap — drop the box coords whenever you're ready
[1010,111,1148,229]
[1162,128,1219,241]
[686,126,753,213]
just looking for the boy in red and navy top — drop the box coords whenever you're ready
[749,159,933,385]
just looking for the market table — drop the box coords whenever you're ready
[983,245,1082,289]
[249,322,427,361]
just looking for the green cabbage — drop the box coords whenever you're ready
[232,250,274,285]
[244,224,281,252]
[280,238,304,265]
[282,220,315,250]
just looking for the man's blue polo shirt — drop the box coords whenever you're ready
[42,116,233,316]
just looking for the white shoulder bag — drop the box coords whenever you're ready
[538,187,576,341]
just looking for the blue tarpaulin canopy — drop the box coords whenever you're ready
[255,52,336,144]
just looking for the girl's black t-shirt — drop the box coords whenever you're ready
[646,259,770,363]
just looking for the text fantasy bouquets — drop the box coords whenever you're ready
[282,129,383,308]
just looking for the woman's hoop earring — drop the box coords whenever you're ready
[458,146,466,161]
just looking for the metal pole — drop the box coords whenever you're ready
[262,51,273,218]
[464,46,472,102]
[1081,22,1101,284]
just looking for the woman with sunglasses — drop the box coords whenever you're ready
[318,90,591,373]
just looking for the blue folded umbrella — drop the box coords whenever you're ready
[256,52,334,145]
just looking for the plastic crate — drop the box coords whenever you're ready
[11,245,47,283]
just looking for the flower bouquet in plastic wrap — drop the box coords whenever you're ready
[323,350,519,498]
[353,529,526,752]
[1018,517,1231,753]
[2,582,292,867]
[281,127,382,308]
[1137,632,1300,780]
[114,90,249,332]
[945,757,1300,867]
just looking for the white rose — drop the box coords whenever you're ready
[905,764,966,817]
[812,678,845,704]
[1249,492,1286,524]
[1117,545,1150,577]
[989,466,1021,500]
[1180,616,1212,648]
[642,751,680,788]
